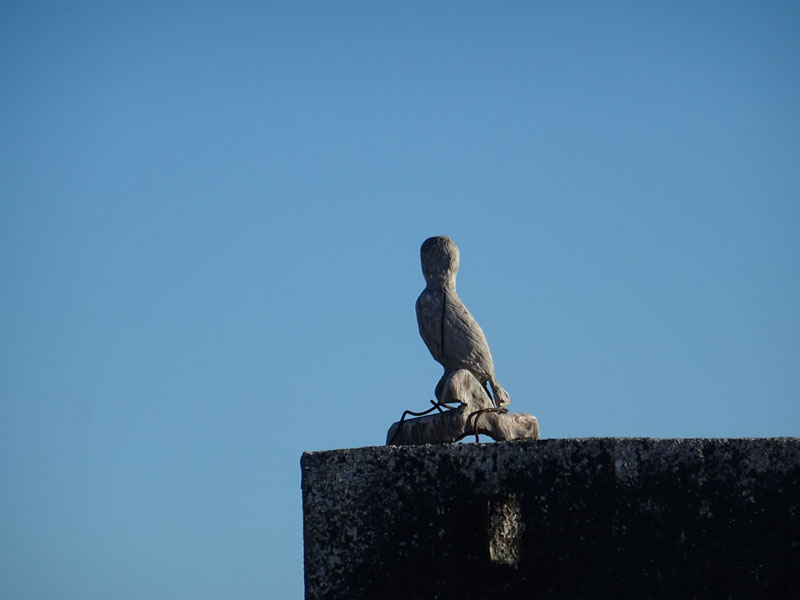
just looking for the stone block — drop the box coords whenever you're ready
[302,438,800,599]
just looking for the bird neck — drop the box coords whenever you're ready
[425,272,457,292]
[425,269,457,293]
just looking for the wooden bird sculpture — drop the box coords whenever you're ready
[415,236,510,409]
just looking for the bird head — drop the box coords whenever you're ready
[420,236,459,287]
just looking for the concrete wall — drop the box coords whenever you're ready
[302,438,800,599]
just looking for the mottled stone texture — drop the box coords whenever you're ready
[302,438,800,600]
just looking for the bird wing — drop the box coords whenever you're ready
[442,294,495,382]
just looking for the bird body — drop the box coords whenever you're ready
[416,236,510,408]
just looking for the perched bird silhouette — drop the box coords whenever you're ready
[415,236,510,408]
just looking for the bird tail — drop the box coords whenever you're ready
[489,378,510,408]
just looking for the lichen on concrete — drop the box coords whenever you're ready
[487,494,522,567]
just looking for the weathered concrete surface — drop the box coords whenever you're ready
[302,438,800,599]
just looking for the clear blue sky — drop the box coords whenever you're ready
[1,1,798,598]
